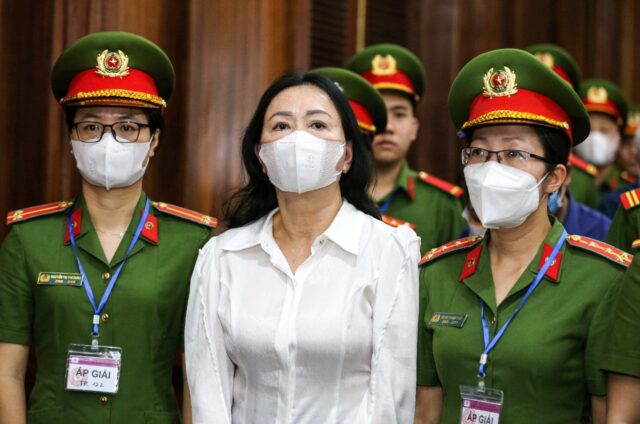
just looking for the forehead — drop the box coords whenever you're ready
[471,124,543,151]
[266,84,338,117]
[380,90,413,110]
[588,112,618,128]
[74,106,147,120]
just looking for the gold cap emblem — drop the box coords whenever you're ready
[535,52,555,68]
[371,54,397,76]
[482,67,518,97]
[628,111,640,128]
[96,49,130,78]
[587,86,608,104]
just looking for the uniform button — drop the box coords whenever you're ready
[101,313,110,323]
[99,395,109,405]
[102,272,111,280]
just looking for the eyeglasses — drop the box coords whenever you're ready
[71,121,151,143]
[461,147,550,167]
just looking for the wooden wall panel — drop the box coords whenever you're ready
[1,0,640,243]
[0,0,311,240]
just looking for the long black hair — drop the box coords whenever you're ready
[224,73,380,228]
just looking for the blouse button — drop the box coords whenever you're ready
[102,272,111,280]
[99,395,109,405]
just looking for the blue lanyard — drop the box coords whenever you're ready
[67,198,150,338]
[378,191,396,213]
[478,230,568,381]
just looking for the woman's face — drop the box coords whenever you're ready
[261,84,346,143]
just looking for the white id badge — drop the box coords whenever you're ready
[65,344,122,394]
[459,385,503,424]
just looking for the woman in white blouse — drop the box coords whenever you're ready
[183,73,420,424]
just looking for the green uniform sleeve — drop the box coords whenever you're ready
[606,206,638,251]
[585,274,624,395]
[416,266,440,386]
[600,257,640,378]
[0,226,32,345]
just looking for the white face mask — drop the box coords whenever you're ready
[71,132,152,191]
[573,131,619,166]
[258,130,346,194]
[464,161,547,229]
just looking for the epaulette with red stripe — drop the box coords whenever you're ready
[419,236,482,266]
[417,171,464,198]
[152,202,217,228]
[566,234,631,267]
[569,155,599,177]
[619,188,640,211]
[6,200,74,225]
[381,214,416,229]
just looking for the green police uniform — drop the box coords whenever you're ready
[605,187,640,250]
[345,44,466,253]
[569,156,602,209]
[417,218,630,423]
[0,194,213,423]
[376,163,465,254]
[416,47,625,422]
[601,252,640,378]
[570,80,630,208]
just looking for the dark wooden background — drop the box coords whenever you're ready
[1,0,639,241]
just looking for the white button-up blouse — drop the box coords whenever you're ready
[185,200,420,423]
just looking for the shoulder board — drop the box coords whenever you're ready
[152,202,217,228]
[417,172,464,198]
[619,188,640,211]
[419,236,482,266]
[566,234,632,267]
[621,171,639,186]
[569,155,599,177]
[381,214,416,229]
[6,200,74,225]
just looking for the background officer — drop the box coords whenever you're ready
[346,43,466,254]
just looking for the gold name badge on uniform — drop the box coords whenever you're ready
[430,312,468,328]
[37,272,83,286]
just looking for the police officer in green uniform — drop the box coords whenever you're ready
[345,44,465,254]
[414,48,630,423]
[525,44,600,211]
[600,253,640,421]
[0,32,214,424]
[605,186,640,251]
[573,79,629,208]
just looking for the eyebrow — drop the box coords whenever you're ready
[389,104,410,111]
[76,112,139,121]
[268,109,332,120]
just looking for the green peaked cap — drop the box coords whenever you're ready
[526,43,581,91]
[579,79,629,128]
[449,48,590,145]
[52,31,175,108]
[309,67,387,134]
[345,43,425,101]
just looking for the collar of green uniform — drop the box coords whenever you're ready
[68,191,156,249]
[393,162,416,200]
[462,216,567,314]
[485,215,567,284]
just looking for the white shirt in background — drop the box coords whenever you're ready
[185,200,420,424]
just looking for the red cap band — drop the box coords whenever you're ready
[464,88,573,142]
[582,99,621,121]
[360,70,416,98]
[61,68,165,107]
[348,99,376,133]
